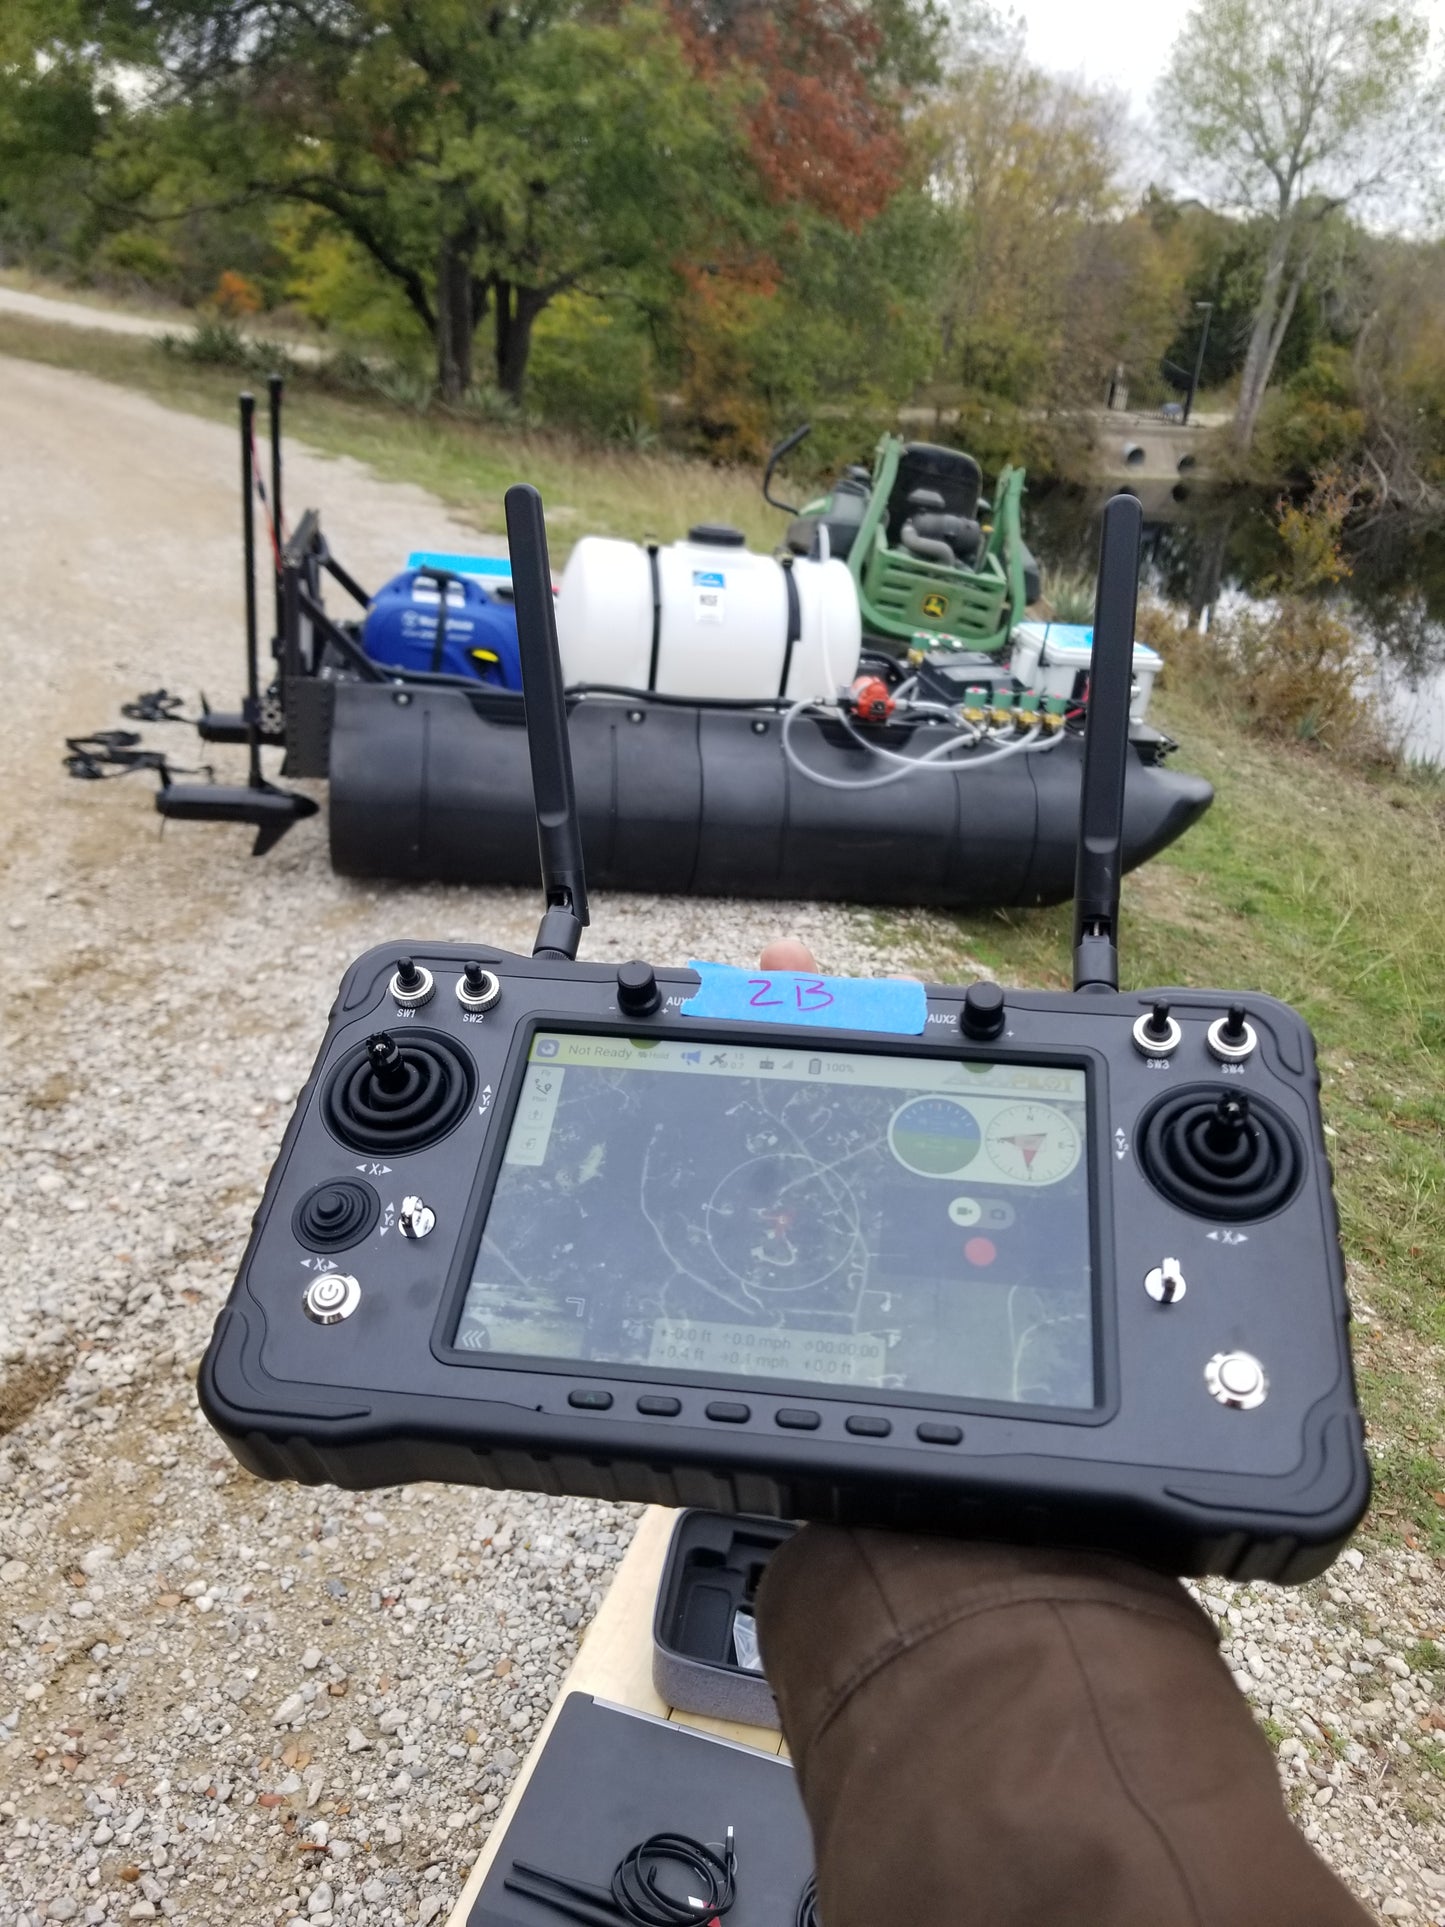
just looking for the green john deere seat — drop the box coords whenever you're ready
[850,436,1028,654]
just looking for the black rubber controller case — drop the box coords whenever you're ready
[199,944,1370,1584]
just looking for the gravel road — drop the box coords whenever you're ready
[1,355,1441,1926]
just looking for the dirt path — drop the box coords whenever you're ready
[0,282,319,359]
[0,356,944,1927]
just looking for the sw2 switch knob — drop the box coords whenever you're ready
[617,962,661,1017]
[961,981,1006,1041]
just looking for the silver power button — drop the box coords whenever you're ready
[303,1273,362,1324]
[1205,1350,1267,1409]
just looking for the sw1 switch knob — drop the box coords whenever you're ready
[961,981,1006,1040]
[617,962,661,1017]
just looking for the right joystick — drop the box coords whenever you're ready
[1138,1085,1302,1222]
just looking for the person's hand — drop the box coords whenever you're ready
[758,939,820,972]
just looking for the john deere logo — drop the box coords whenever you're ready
[922,592,949,620]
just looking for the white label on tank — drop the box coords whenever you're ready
[692,569,725,623]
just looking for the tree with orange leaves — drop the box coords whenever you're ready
[673,0,941,232]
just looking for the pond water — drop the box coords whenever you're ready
[1024,482,1445,766]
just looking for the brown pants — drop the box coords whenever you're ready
[756,1529,1372,1927]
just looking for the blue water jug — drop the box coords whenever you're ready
[362,569,522,688]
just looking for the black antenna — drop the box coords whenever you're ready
[239,392,264,791]
[268,373,285,644]
[1072,493,1143,993]
[504,483,590,960]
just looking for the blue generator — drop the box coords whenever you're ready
[362,566,522,688]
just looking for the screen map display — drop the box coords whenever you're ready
[455,1033,1095,1409]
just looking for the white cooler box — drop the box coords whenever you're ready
[1010,621,1162,722]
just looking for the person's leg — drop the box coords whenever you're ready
[758,1527,1372,1927]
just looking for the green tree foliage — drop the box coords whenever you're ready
[922,30,1186,461]
[0,1,108,269]
[1158,0,1445,450]
[87,0,751,399]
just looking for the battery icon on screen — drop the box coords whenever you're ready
[808,1058,822,1075]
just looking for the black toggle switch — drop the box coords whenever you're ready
[394,957,423,992]
[616,961,661,1017]
[961,980,1006,1040]
[1142,1001,1173,1044]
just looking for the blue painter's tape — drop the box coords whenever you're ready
[681,961,927,1035]
[406,550,513,581]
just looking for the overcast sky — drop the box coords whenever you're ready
[1014,0,1445,117]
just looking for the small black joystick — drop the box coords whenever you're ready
[1143,1001,1173,1044]
[366,1031,409,1091]
[961,981,1006,1040]
[1203,1092,1250,1159]
[293,1177,379,1252]
[616,961,661,1017]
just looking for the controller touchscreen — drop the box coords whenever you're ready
[456,1033,1094,1408]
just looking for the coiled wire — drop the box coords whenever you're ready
[611,1830,737,1925]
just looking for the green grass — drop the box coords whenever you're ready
[5,310,1444,1550]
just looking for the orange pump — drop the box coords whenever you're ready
[848,675,895,725]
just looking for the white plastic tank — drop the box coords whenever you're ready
[556,527,860,701]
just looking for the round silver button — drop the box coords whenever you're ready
[304,1273,362,1324]
[1205,1349,1267,1409]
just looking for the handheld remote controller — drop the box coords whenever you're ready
[199,488,1369,1582]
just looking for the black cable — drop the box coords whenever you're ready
[794,1873,820,1927]
[62,732,212,784]
[610,1829,736,1926]
[121,688,190,724]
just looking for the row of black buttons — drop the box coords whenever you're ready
[565,1388,962,1445]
